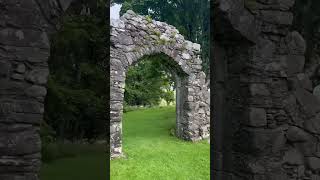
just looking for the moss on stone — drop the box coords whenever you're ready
[155,30,161,37]
[146,15,152,24]
[160,39,167,45]
[244,0,257,10]
[171,31,177,38]
[168,39,175,45]
[133,46,140,52]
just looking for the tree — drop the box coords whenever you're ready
[124,54,175,106]
[294,0,320,61]
[44,0,108,142]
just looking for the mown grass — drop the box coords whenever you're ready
[111,106,210,180]
[40,106,209,180]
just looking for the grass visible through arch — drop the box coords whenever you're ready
[111,106,210,180]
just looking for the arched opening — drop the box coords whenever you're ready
[110,10,210,159]
[111,52,209,179]
[123,52,188,139]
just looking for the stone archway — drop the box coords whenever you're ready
[110,10,210,158]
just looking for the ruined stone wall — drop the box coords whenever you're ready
[0,0,72,179]
[213,0,320,179]
[110,10,210,158]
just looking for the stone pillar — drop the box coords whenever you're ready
[0,0,69,179]
[0,1,51,179]
[213,0,320,179]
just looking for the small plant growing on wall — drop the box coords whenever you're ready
[171,31,177,38]
[156,38,167,45]
[155,30,161,37]
[146,15,152,24]
[168,39,175,45]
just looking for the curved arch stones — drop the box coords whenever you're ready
[110,10,210,158]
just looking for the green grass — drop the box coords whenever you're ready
[40,144,107,180]
[40,106,209,180]
[111,106,210,180]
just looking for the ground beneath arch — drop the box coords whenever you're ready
[111,106,210,180]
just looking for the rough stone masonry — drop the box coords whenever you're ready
[2,0,320,179]
[213,0,320,179]
[0,0,73,179]
[110,10,210,158]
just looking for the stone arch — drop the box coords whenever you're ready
[110,10,210,158]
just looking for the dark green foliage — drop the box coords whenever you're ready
[45,78,106,141]
[44,0,107,142]
[294,0,320,60]
[124,54,175,106]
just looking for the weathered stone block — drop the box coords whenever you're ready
[286,126,309,142]
[239,127,286,154]
[286,31,306,55]
[286,55,305,76]
[25,69,49,85]
[307,157,320,171]
[247,107,267,127]
[304,113,320,135]
[0,80,28,96]
[117,34,133,45]
[0,61,11,78]
[250,83,270,96]
[1,112,42,124]
[0,28,49,49]
[259,10,293,25]
[15,63,26,74]
[296,73,312,91]
[0,100,44,114]
[0,129,40,156]
[12,47,49,63]
[295,88,320,116]
[311,175,320,180]
[25,85,47,98]
[295,135,318,156]
[283,149,304,165]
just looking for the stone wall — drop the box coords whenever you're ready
[213,0,320,179]
[0,0,72,179]
[110,10,210,158]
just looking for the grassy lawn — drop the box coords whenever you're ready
[40,106,209,180]
[40,143,107,180]
[111,106,210,180]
